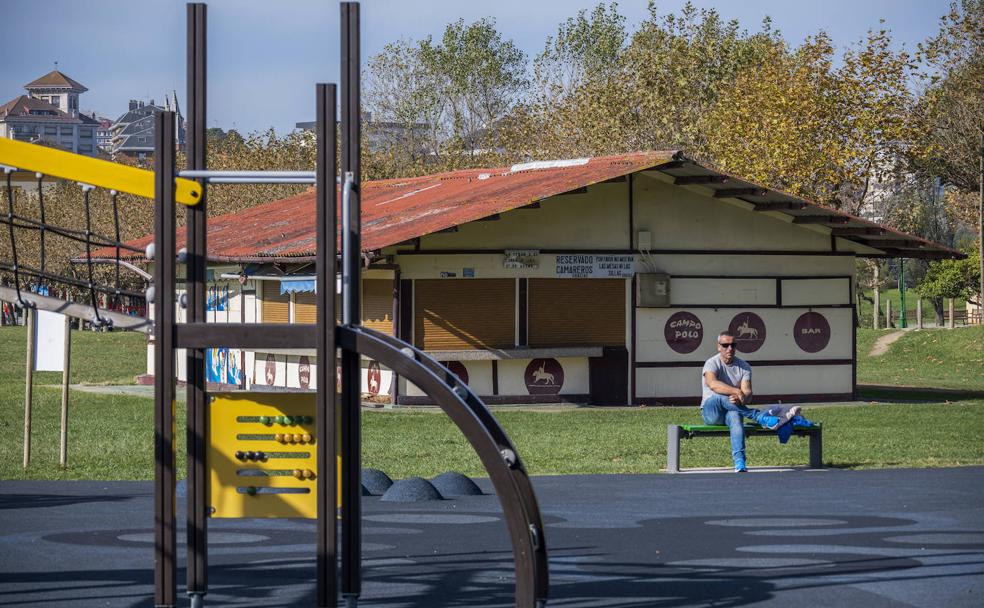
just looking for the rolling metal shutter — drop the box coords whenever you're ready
[294,292,342,325]
[528,278,625,347]
[414,279,515,350]
[363,279,394,336]
[294,292,317,324]
[262,282,290,324]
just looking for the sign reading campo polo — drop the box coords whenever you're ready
[556,254,634,278]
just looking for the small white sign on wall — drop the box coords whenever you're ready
[556,254,635,278]
[34,310,66,372]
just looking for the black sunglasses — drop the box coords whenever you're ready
[718,342,736,349]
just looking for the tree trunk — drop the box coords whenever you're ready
[873,264,880,329]
[932,297,944,326]
[978,129,982,316]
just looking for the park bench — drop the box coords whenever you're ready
[667,422,823,473]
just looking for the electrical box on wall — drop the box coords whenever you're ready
[636,273,671,307]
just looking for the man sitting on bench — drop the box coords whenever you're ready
[701,331,789,473]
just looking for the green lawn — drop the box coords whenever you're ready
[2,324,984,480]
[857,326,984,391]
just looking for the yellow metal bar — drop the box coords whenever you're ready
[0,138,201,206]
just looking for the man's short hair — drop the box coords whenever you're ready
[718,331,734,342]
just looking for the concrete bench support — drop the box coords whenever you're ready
[667,423,823,473]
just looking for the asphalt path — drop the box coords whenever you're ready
[1,467,982,607]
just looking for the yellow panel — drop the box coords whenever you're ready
[209,392,339,519]
[0,137,201,206]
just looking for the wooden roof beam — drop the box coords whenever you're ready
[857,239,923,249]
[714,187,768,198]
[753,201,809,211]
[830,227,887,236]
[792,215,851,225]
[674,175,730,186]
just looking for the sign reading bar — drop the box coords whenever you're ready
[555,254,635,278]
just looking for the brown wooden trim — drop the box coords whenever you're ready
[831,234,837,252]
[631,271,637,406]
[518,201,540,209]
[634,359,853,368]
[391,269,401,403]
[558,186,588,196]
[674,175,729,186]
[397,393,592,406]
[491,359,499,395]
[628,173,634,250]
[518,278,528,347]
[636,393,854,406]
[398,279,412,343]
[600,175,628,183]
[831,227,886,236]
[714,188,767,198]
[851,299,858,400]
[395,248,857,257]
[476,213,501,221]
[775,278,782,307]
[753,201,808,211]
[792,216,851,225]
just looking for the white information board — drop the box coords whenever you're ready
[555,254,635,278]
[34,310,66,372]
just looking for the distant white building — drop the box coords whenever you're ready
[0,70,100,155]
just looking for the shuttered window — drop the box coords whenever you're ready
[414,279,515,350]
[262,282,290,324]
[528,278,625,347]
[294,292,317,324]
[363,279,394,336]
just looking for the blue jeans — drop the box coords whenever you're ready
[701,393,767,466]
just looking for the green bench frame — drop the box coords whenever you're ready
[667,423,823,473]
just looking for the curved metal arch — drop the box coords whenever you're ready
[337,325,549,608]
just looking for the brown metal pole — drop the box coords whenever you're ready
[22,306,35,469]
[185,4,209,605]
[154,110,178,608]
[340,3,362,603]
[316,82,339,608]
[59,314,71,468]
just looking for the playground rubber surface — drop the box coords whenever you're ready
[1,467,982,607]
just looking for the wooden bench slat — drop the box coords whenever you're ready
[681,423,821,432]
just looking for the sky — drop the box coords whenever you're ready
[1,0,953,135]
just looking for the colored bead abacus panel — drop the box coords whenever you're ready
[208,392,330,519]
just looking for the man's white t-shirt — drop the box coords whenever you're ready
[701,354,752,404]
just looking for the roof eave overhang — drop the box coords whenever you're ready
[650,158,965,260]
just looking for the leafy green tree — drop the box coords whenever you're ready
[910,0,984,310]
[706,27,914,212]
[364,17,527,175]
[918,247,981,302]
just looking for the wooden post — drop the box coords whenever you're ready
[916,299,923,330]
[59,314,72,468]
[872,265,880,329]
[948,298,955,329]
[23,307,36,469]
[886,299,892,329]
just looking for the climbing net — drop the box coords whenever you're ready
[1,166,150,329]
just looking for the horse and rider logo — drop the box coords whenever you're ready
[728,312,767,353]
[524,358,564,395]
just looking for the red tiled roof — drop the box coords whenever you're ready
[102,150,962,262]
[109,151,679,261]
[24,70,88,92]
[0,95,78,123]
